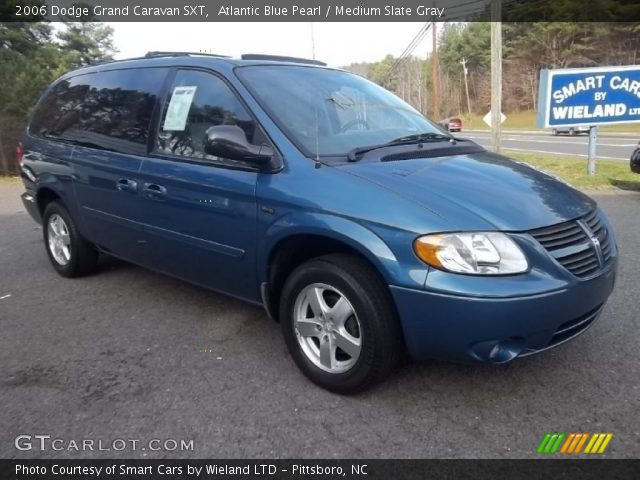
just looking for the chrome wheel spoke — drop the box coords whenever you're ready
[329,297,353,326]
[334,329,361,358]
[55,216,66,236]
[306,286,329,317]
[296,319,321,337]
[319,336,334,370]
[50,219,60,236]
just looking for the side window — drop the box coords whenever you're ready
[155,70,259,162]
[29,77,88,139]
[30,68,167,153]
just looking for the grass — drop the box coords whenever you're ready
[460,110,640,134]
[507,151,640,191]
[0,175,20,184]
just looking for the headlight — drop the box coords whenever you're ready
[414,232,528,275]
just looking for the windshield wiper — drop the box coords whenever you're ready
[347,132,455,162]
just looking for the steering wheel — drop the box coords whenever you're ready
[339,118,371,133]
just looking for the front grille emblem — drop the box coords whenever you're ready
[590,235,604,267]
[577,219,604,267]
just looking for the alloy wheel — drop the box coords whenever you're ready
[47,213,71,265]
[293,283,362,374]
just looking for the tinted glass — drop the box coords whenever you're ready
[156,70,258,162]
[30,68,167,151]
[237,66,445,157]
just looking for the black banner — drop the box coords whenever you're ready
[3,0,640,22]
[1,460,640,480]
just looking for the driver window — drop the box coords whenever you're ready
[156,70,259,161]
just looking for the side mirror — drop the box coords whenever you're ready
[204,125,274,165]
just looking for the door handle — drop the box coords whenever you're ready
[116,178,138,193]
[143,183,167,199]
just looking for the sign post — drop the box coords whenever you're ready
[588,126,597,176]
[537,65,640,175]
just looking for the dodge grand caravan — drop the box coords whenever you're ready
[19,52,617,393]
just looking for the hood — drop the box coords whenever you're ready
[338,150,595,231]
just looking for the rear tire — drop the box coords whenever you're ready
[552,128,558,136]
[279,254,402,394]
[569,128,576,136]
[42,201,98,277]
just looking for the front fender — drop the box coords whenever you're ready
[259,211,428,289]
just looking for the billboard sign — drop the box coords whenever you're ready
[537,65,640,128]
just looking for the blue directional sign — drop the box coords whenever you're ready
[537,65,640,128]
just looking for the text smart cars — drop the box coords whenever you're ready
[19,53,617,393]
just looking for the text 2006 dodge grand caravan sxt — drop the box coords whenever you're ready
[18,52,617,393]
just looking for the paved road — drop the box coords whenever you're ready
[460,130,638,161]
[1,181,639,459]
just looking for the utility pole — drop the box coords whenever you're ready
[310,22,316,60]
[432,19,440,120]
[461,57,472,120]
[490,0,502,153]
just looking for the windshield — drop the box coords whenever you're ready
[237,65,447,157]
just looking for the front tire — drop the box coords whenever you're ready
[279,254,402,394]
[43,201,98,277]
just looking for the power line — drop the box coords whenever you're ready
[395,23,430,63]
[386,23,431,82]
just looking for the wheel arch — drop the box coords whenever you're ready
[35,174,71,215]
[259,213,399,322]
[36,186,62,216]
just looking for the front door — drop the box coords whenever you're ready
[139,69,265,301]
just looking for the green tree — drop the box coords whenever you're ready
[57,22,116,67]
[0,19,117,174]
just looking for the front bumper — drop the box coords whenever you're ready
[390,261,616,363]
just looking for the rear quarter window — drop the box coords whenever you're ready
[29,67,168,153]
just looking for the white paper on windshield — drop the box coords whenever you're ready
[163,86,197,131]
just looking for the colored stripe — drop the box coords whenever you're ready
[590,433,606,453]
[574,433,589,453]
[550,433,566,453]
[537,433,552,454]
[597,434,613,453]
[544,433,559,453]
[560,434,575,454]
[567,433,582,454]
[584,433,599,453]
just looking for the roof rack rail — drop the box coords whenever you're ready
[240,54,326,66]
[144,51,230,59]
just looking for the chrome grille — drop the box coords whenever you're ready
[528,210,612,278]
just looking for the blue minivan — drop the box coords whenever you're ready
[19,52,617,393]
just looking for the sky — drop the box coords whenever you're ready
[108,22,435,67]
